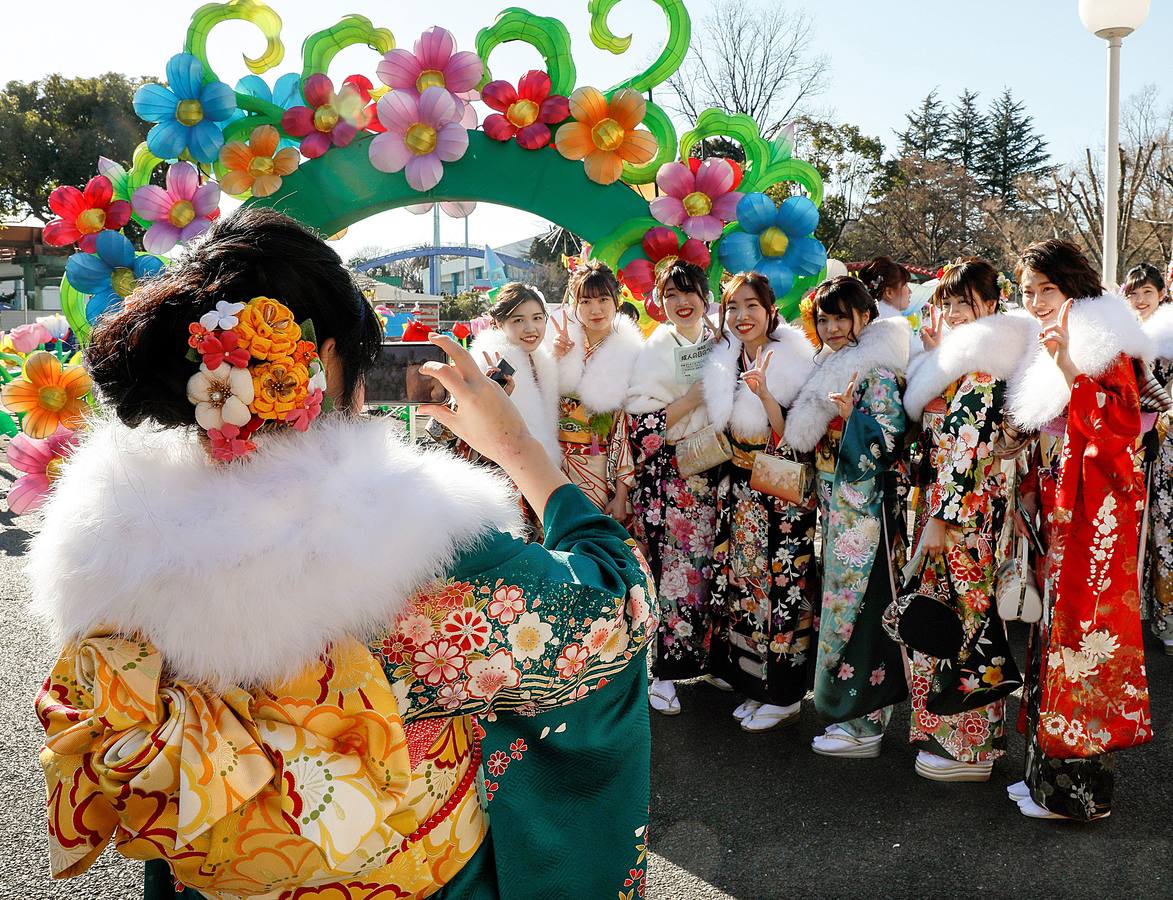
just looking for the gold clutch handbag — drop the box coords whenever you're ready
[674,425,733,477]
[749,451,813,504]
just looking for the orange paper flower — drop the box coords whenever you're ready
[554,87,658,185]
[234,296,301,361]
[251,356,309,420]
[218,125,300,198]
[2,352,91,439]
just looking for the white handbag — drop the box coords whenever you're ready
[995,537,1042,624]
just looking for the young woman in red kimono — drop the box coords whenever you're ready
[1006,239,1153,821]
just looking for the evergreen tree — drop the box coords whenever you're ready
[896,89,947,158]
[978,88,1050,202]
[942,90,988,172]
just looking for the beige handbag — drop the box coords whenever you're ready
[749,451,813,505]
[994,537,1042,624]
[674,425,733,477]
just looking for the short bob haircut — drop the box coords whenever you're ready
[932,258,1001,315]
[1014,239,1103,302]
[85,207,383,429]
[569,260,621,307]
[718,271,779,342]
[1122,262,1166,298]
[809,276,878,350]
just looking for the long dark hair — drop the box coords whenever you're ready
[810,276,878,351]
[86,207,383,428]
[1014,239,1103,301]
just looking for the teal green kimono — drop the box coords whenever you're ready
[813,368,910,732]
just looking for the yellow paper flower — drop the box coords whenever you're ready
[218,125,300,198]
[553,87,658,185]
[251,356,309,420]
[234,296,301,361]
[1,351,91,438]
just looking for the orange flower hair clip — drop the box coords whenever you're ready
[185,296,327,462]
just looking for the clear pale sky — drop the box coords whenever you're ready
[7,0,1170,261]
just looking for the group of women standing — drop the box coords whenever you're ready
[467,238,1171,824]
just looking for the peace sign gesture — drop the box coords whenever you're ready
[482,351,516,396]
[550,308,576,359]
[920,304,945,351]
[740,347,774,401]
[829,371,859,421]
[1039,299,1072,358]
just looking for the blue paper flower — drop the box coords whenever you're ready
[719,193,828,298]
[228,73,304,148]
[65,231,166,323]
[133,53,236,163]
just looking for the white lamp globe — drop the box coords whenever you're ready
[1079,0,1151,38]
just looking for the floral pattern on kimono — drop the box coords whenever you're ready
[1146,359,1173,633]
[709,432,818,706]
[813,368,909,733]
[908,373,1012,763]
[559,398,636,512]
[628,408,719,680]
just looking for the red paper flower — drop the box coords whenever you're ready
[286,388,323,433]
[620,227,712,319]
[43,176,132,253]
[482,71,569,151]
[198,329,250,369]
[208,422,258,462]
[281,74,375,159]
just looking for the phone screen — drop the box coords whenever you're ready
[364,342,450,405]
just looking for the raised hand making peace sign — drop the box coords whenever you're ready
[550,308,576,359]
[829,371,860,421]
[1039,300,1079,385]
[920,305,945,351]
[740,347,774,401]
[482,351,516,396]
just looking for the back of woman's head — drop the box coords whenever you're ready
[1014,239,1103,301]
[858,256,910,301]
[86,207,382,428]
[932,258,1001,312]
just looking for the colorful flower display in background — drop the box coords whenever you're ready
[9,323,55,355]
[718,193,828,298]
[64,231,165,322]
[554,87,658,185]
[1,352,91,440]
[219,125,301,198]
[133,53,236,163]
[482,71,569,150]
[369,87,469,191]
[620,227,712,300]
[376,27,482,129]
[132,162,221,254]
[650,159,743,241]
[280,74,374,158]
[6,426,78,514]
[42,176,131,253]
[230,73,304,126]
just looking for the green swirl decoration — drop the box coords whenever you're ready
[301,15,395,83]
[222,94,286,144]
[586,216,662,269]
[679,109,771,185]
[589,0,691,94]
[759,159,824,207]
[619,100,676,185]
[185,0,285,83]
[475,9,576,95]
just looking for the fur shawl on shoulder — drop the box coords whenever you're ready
[903,310,1037,420]
[1142,303,1173,363]
[28,415,521,690]
[784,316,911,453]
[626,324,712,441]
[549,313,645,414]
[702,324,814,442]
[1006,292,1154,432]
[470,328,561,465]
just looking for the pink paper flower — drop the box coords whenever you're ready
[42,175,131,253]
[280,74,372,159]
[649,159,744,241]
[369,87,469,191]
[208,422,258,462]
[285,387,323,433]
[482,70,569,150]
[9,323,54,355]
[6,426,77,515]
[376,27,482,129]
[132,162,220,254]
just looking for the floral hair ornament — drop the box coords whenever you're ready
[185,296,329,462]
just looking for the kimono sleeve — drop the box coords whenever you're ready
[1066,355,1142,452]
[380,484,656,722]
[836,370,907,485]
[924,373,999,528]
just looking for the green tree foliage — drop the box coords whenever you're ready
[942,90,989,172]
[0,73,150,222]
[896,89,948,159]
[978,89,1050,203]
[440,290,489,322]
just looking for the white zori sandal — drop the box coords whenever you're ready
[810,724,883,758]
[732,699,761,722]
[741,701,801,733]
[649,679,681,715]
[914,751,993,782]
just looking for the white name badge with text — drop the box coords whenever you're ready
[673,339,713,384]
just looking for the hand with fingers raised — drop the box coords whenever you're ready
[483,351,516,396]
[829,371,859,421]
[1039,300,1078,384]
[740,348,774,402]
[920,305,945,351]
[551,309,576,360]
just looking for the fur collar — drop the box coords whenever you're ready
[1142,303,1173,363]
[784,316,911,452]
[626,324,713,440]
[702,324,815,441]
[28,415,521,690]
[549,314,645,413]
[470,328,561,465]
[1006,292,1154,431]
[904,310,1036,420]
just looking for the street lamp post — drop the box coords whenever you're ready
[1079,0,1151,287]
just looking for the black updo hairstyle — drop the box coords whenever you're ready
[488,282,546,323]
[85,207,383,428]
[810,275,878,350]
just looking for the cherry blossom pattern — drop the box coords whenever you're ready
[132,162,221,254]
[368,87,469,192]
[487,585,526,624]
[42,176,131,253]
[376,26,482,129]
[482,70,569,150]
[650,159,744,241]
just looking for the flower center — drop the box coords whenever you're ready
[169,200,197,228]
[176,99,205,127]
[416,69,446,92]
[46,457,64,482]
[758,226,790,257]
[110,267,137,298]
[263,365,298,401]
[313,104,340,133]
[590,117,626,152]
[207,376,231,408]
[248,155,275,176]
[507,99,539,128]
[76,207,107,235]
[405,122,438,155]
[682,191,713,218]
[38,385,67,413]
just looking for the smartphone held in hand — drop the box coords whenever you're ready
[364,342,451,405]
